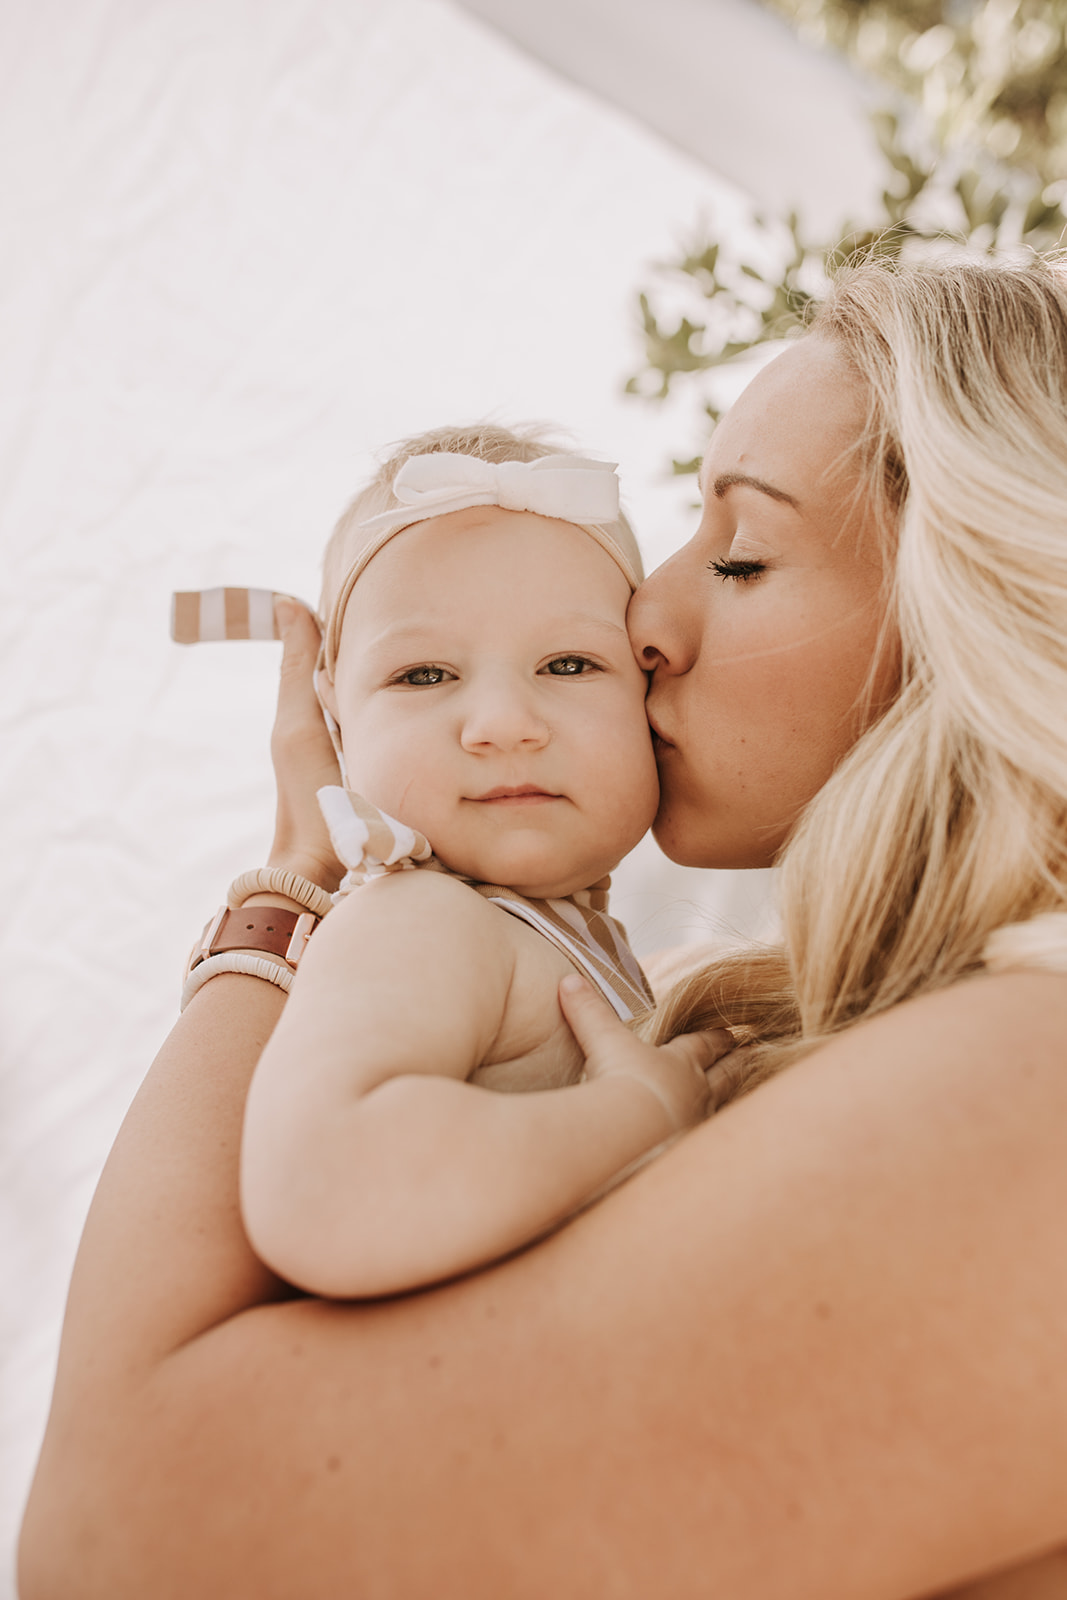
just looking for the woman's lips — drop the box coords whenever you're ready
[471,786,561,805]
[646,713,675,749]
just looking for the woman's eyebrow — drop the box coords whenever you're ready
[712,471,800,509]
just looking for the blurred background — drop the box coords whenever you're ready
[3,1,1064,1590]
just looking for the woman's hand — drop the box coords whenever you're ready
[267,598,345,891]
[559,974,737,1132]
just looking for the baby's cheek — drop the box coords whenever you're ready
[339,728,401,813]
[605,724,660,845]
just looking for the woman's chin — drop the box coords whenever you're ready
[651,810,779,872]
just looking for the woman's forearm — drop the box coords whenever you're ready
[35,977,290,1397]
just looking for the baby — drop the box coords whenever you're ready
[181,425,710,1297]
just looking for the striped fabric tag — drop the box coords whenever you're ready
[171,587,282,643]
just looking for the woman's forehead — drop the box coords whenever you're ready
[700,338,866,500]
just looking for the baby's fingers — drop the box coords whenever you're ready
[559,974,732,1071]
[557,974,636,1069]
[659,1026,737,1080]
[559,975,734,1130]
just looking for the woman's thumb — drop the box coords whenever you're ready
[270,596,340,792]
[274,596,321,675]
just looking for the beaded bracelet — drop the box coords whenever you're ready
[180,951,294,1012]
[227,868,334,918]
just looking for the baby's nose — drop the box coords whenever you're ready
[459,682,550,752]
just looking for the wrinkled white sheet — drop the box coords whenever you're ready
[0,2,778,1588]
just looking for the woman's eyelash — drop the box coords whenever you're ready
[707,556,767,583]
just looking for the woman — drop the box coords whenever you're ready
[19,258,1067,1598]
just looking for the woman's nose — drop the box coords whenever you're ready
[459,682,551,753]
[628,549,698,675]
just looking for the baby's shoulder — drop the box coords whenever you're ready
[352,872,583,1085]
[349,863,499,923]
[338,867,544,979]
[342,864,508,947]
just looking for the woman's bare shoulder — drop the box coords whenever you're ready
[852,964,1067,1056]
[688,967,1067,1270]
[776,966,1067,1136]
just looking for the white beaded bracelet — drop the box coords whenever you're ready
[227,868,334,918]
[180,951,294,1012]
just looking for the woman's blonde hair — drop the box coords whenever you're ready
[647,255,1067,1094]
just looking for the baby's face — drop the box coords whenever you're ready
[322,506,659,898]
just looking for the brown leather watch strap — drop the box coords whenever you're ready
[192,906,319,969]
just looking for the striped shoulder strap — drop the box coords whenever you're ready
[470,880,653,1023]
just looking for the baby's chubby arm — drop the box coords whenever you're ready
[241,869,713,1298]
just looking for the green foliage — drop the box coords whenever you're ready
[630,0,1067,470]
[772,0,1067,183]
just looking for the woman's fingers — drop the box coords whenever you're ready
[268,599,344,889]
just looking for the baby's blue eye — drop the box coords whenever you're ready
[544,656,594,676]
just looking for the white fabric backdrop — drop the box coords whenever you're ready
[0,1,812,1588]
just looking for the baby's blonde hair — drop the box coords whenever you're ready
[319,421,642,622]
[647,254,1067,1093]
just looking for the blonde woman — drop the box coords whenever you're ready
[20,257,1067,1599]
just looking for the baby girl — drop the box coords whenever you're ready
[178,425,711,1298]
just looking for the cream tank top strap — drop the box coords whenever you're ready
[316,787,654,1024]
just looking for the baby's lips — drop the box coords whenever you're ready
[473,785,559,801]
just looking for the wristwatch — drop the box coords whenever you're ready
[186,905,319,978]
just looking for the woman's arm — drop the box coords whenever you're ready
[21,968,1067,1600]
[241,871,715,1297]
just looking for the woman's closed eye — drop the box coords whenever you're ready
[707,556,767,583]
[389,664,456,687]
[540,655,601,677]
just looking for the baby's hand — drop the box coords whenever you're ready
[559,975,732,1135]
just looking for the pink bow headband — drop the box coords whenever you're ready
[321,452,643,676]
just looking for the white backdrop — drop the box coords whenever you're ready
[0,1,872,1589]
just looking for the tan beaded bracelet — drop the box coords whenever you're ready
[227,867,334,918]
[181,951,295,1011]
